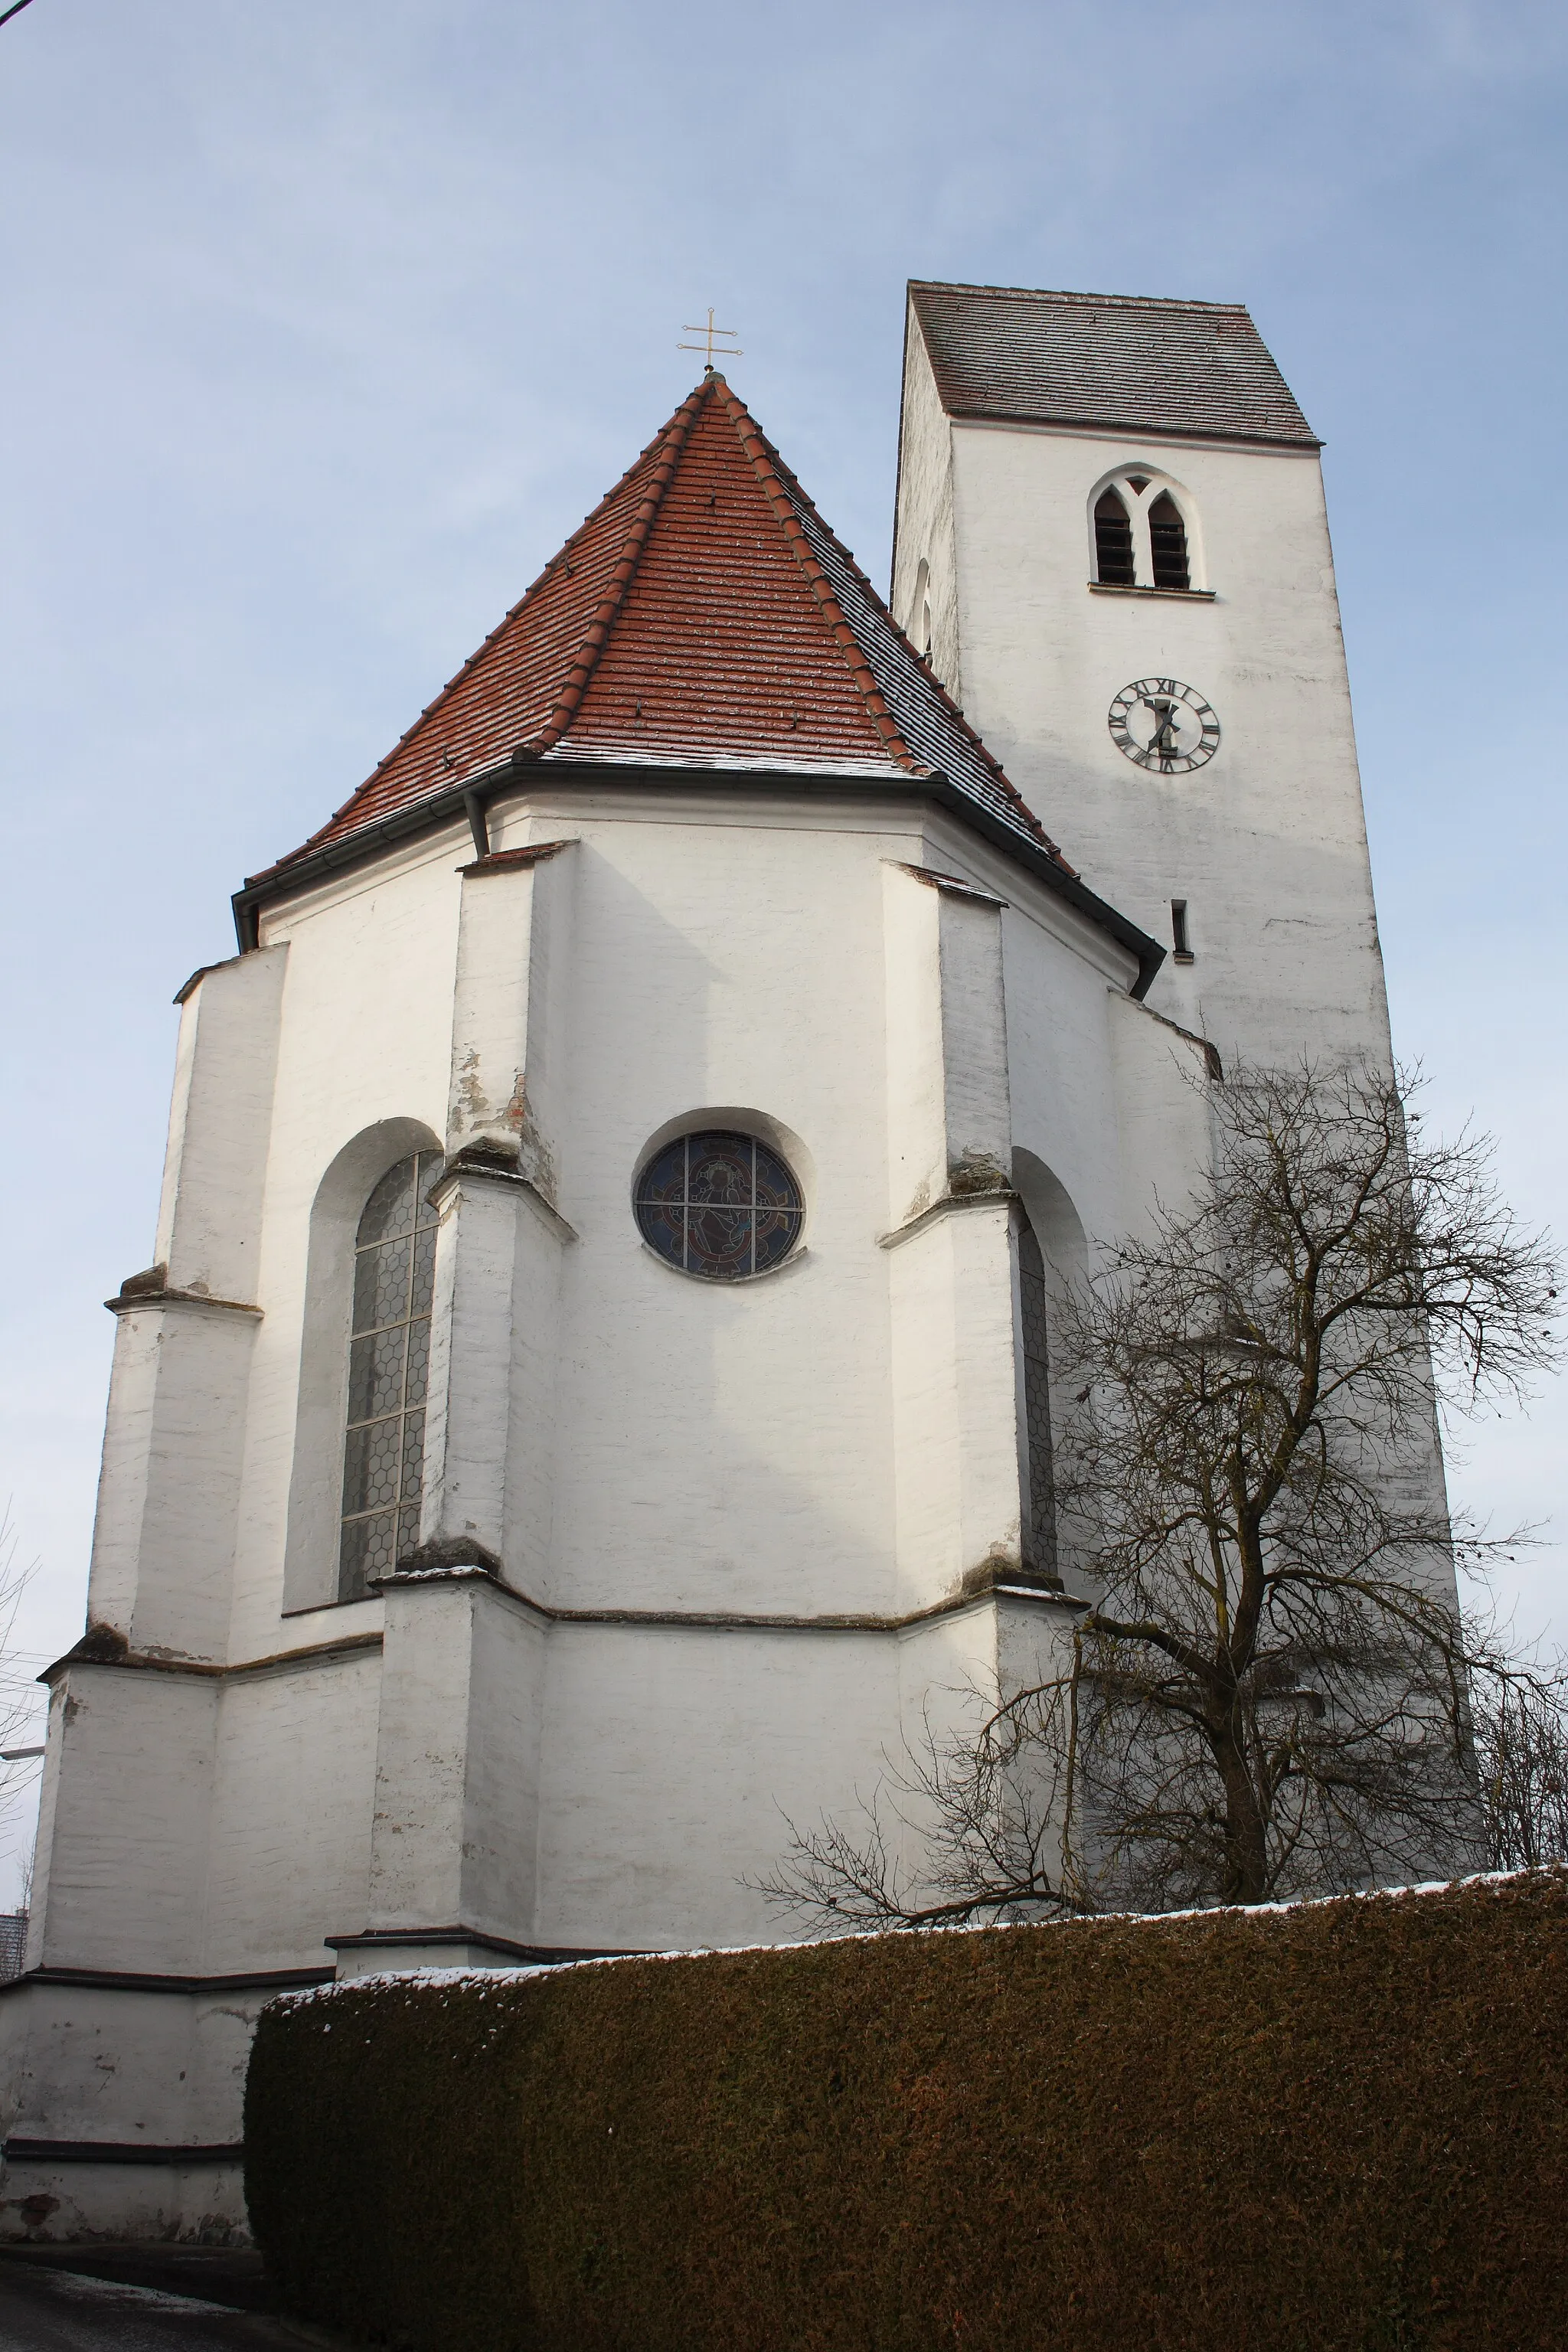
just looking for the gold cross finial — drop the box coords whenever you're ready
[678,307,743,373]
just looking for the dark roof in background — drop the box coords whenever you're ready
[909,281,1320,449]
[249,373,1069,887]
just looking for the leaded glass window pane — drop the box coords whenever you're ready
[338,1148,443,1599]
[634,1131,802,1280]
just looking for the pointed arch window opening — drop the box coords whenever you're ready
[1148,492,1191,590]
[1093,488,1136,587]
[1093,476,1201,592]
[338,1149,444,1600]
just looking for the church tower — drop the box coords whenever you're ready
[891,282,1390,1072]
[1,365,1228,2239]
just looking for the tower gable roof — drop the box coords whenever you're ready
[251,375,1064,887]
[908,280,1318,449]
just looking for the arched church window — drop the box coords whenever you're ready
[1018,1217,1059,1583]
[1148,492,1191,590]
[635,1131,802,1280]
[1093,489,1136,586]
[338,1149,444,1599]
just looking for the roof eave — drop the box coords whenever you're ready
[940,403,1321,452]
[231,756,1164,998]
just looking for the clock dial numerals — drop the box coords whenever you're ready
[1107,678,1220,774]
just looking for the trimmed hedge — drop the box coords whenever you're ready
[246,1873,1568,2351]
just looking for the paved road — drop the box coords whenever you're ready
[0,2264,331,2351]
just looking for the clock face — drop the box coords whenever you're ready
[1108,677,1220,774]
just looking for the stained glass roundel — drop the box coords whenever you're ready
[635,1131,802,1280]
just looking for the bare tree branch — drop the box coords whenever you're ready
[763,1061,1565,1927]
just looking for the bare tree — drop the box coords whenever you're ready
[761,1062,1563,1929]
[0,1511,44,1920]
[1471,1661,1568,1870]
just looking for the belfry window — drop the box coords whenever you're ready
[1093,489,1136,586]
[338,1150,443,1599]
[1090,472,1204,593]
[635,1131,802,1280]
[1148,492,1191,590]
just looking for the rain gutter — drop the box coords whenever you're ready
[232,756,1165,998]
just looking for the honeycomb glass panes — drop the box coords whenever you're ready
[1018,1218,1059,1583]
[338,1148,443,1599]
[1148,492,1190,590]
[634,1131,802,1279]
[1094,488,1135,586]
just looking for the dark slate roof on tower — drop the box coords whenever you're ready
[908,281,1319,449]
[250,374,1068,887]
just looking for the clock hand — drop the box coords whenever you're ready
[1143,695,1181,758]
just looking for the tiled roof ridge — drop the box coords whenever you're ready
[268,400,704,873]
[719,384,1072,871]
[909,277,1252,316]
[710,376,920,776]
[523,382,707,760]
[246,370,1081,900]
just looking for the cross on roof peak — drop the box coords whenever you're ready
[678,307,743,374]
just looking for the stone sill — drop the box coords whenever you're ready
[1088,582,1217,602]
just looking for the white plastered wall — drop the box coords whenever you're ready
[5,780,1223,2223]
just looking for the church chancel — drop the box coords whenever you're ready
[1,283,1406,2239]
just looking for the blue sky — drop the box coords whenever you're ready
[2,0,1564,1894]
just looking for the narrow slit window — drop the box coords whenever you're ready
[911,558,933,655]
[1017,1219,1060,1585]
[338,1149,443,1600]
[1093,489,1135,586]
[1149,492,1191,590]
[1171,899,1193,961]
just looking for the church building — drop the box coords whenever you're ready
[1,283,1408,2239]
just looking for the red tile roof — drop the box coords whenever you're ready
[249,374,1068,886]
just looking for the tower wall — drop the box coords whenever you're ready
[893,315,1392,1073]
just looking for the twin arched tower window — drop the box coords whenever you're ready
[1093,480,1193,592]
[339,1150,443,1599]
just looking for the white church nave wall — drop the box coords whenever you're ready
[0,1986,258,2237]
[28,1668,217,1976]
[528,1621,900,1952]
[531,799,901,1619]
[54,786,1207,1965]
[201,1649,381,1976]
